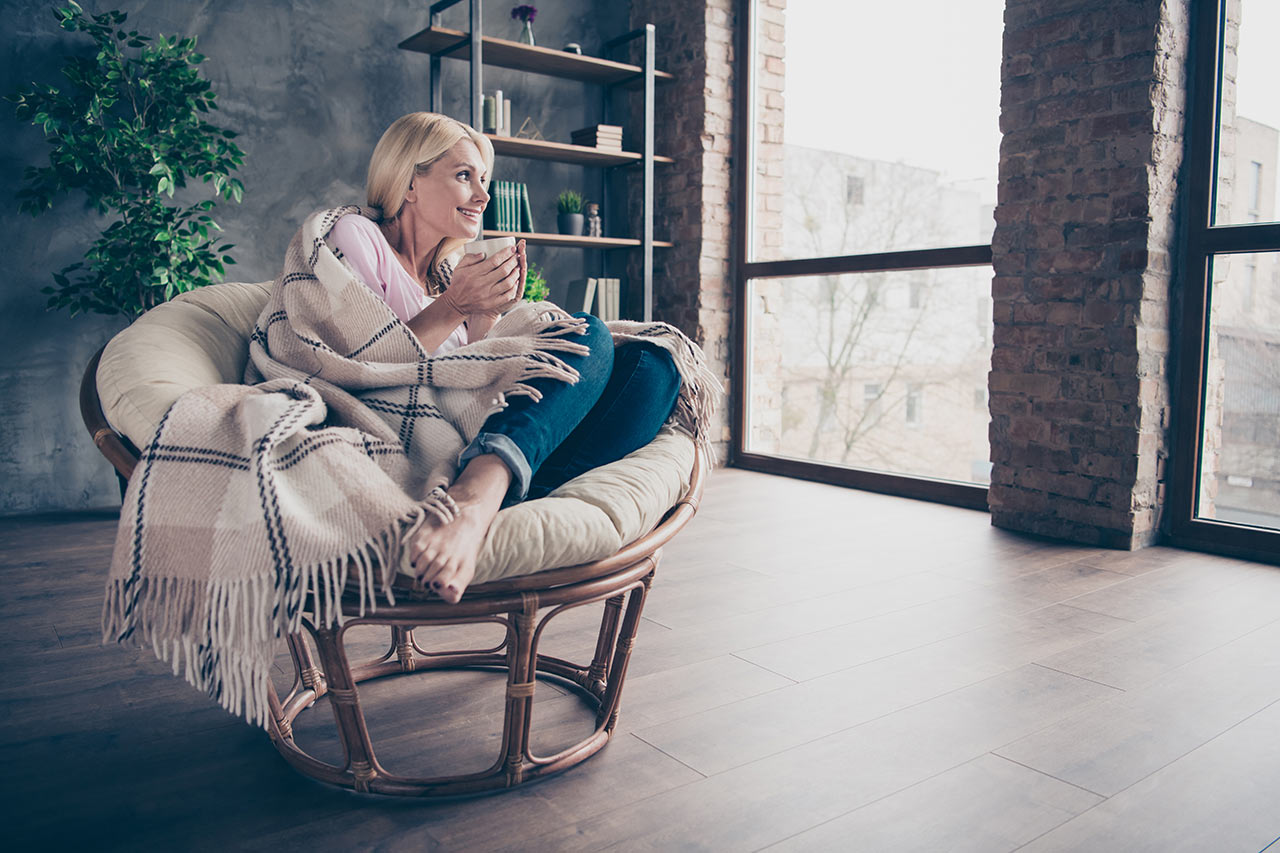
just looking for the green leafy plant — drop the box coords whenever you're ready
[9,2,245,317]
[556,189,585,214]
[523,261,549,302]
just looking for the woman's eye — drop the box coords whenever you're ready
[457,170,470,181]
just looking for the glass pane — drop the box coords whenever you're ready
[1213,0,1280,226]
[750,0,1002,262]
[747,267,994,485]
[1197,252,1280,529]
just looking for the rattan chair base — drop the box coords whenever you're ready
[267,555,659,797]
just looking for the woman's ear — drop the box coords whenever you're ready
[403,181,418,205]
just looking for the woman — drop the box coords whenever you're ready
[328,112,682,603]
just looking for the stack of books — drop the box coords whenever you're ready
[484,180,534,232]
[564,277,623,321]
[571,124,623,151]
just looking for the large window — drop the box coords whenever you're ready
[1172,0,1280,558]
[734,0,1002,506]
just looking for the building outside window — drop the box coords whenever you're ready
[740,0,1000,505]
[905,384,923,426]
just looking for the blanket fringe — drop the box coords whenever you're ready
[103,506,430,729]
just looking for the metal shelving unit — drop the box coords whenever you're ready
[399,2,671,320]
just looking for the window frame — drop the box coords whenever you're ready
[1168,0,1280,562]
[730,0,992,510]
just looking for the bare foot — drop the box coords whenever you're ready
[408,454,511,603]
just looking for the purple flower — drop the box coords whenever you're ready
[511,5,537,23]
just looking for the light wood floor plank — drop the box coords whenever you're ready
[997,619,1280,796]
[1034,570,1280,689]
[1016,699,1280,853]
[763,754,1103,853]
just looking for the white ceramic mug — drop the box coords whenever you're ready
[463,236,516,259]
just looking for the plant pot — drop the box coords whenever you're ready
[557,212,585,236]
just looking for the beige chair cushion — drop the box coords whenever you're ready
[97,281,694,583]
[98,281,272,446]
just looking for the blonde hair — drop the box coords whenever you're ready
[366,112,494,283]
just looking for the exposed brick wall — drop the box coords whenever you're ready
[989,0,1188,548]
[629,0,738,461]
[747,0,787,454]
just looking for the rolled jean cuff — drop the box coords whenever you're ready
[459,431,532,504]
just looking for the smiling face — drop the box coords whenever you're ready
[402,138,490,243]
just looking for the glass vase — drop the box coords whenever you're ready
[518,20,535,46]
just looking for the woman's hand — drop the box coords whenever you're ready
[462,240,527,340]
[438,242,524,318]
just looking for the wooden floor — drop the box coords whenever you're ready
[4,467,1280,852]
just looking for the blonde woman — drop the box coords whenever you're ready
[327,113,682,603]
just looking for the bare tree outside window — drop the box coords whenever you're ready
[748,145,993,483]
[743,0,1001,491]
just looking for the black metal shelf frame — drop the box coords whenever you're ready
[415,0,660,321]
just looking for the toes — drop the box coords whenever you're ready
[434,562,475,604]
[431,563,462,602]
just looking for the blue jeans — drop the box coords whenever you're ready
[459,314,682,503]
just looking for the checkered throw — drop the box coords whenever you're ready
[103,206,719,726]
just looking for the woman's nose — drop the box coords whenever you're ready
[475,185,490,204]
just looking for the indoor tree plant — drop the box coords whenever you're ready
[10,1,246,318]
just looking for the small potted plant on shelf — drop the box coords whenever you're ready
[556,189,585,236]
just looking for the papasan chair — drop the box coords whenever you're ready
[80,279,706,797]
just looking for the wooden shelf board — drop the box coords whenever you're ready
[399,26,674,87]
[483,230,673,249]
[488,135,673,166]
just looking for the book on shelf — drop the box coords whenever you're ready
[518,184,534,232]
[562,277,621,319]
[591,277,621,321]
[485,180,505,231]
[564,277,598,314]
[571,124,624,151]
[484,180,534,232]
[608,278,620,320]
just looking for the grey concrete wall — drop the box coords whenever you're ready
[1,0,630,514]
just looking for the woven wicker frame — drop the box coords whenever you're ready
[80,348,704,796]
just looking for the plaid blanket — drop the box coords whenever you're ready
[103,206,718,726]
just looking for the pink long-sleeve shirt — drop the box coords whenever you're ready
[327,213,468,356]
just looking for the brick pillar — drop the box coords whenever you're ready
[629,0,736,461]
[747,0,786,454]
[989,0,1188,548]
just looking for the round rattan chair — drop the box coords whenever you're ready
[80,290,705,797]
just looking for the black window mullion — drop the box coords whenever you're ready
[743,245,992,281]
